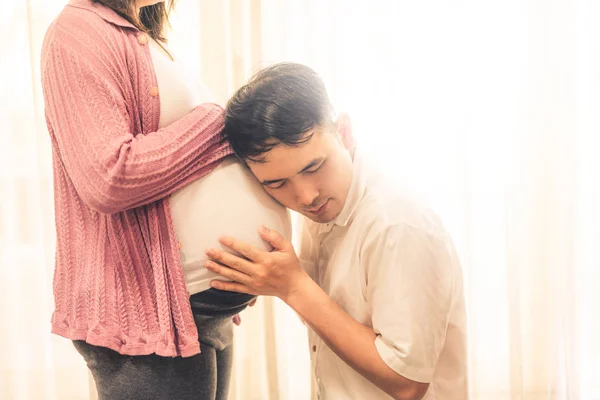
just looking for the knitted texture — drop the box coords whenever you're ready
[41,0,232,357]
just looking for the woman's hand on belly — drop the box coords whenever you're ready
[205,226,311,303]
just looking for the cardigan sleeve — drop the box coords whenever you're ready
[41,33,231,214]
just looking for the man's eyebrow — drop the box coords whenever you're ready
[260,157,325,186]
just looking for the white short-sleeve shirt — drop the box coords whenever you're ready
[299,150,468,400]
[149,40,292,294]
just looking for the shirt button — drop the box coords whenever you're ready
[312,345,317,352]
[177,242,182,250]
[150,86,159,97]
[138,34,148,45]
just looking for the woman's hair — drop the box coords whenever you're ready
[92,0,176,42]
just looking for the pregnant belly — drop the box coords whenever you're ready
[169,156,292,295]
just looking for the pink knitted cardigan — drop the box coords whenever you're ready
[41,0,232,357]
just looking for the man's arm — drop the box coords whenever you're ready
[286,274,429,400]
[205,226,429,400]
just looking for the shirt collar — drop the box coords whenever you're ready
[68,0,138,30]
[333,148,367,228]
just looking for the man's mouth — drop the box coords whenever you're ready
[307,199,330,215]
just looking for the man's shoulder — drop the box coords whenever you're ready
[354,172,448,244]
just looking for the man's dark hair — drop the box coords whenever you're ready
[224,63,334,163]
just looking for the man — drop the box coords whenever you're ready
[204,63,468,400]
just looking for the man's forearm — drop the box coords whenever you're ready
[283,275,428,400]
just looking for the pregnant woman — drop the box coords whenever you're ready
[41,0,290,399]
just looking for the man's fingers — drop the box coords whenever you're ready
[206,249,254,275]
[258,226,289,251]
[218,236,265,262]
[210,280,257,295]
[205,261,252,285]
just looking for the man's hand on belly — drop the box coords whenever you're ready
[205,225,312,303]
[206,227,429,400]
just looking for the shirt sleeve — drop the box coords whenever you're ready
[366,224,455,383]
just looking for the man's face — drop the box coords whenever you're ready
[247,125,354,224]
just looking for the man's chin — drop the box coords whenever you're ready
[302,210,338,224]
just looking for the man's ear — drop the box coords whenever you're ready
[335,112,356,153]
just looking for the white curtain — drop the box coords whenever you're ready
[0,0,91,399]
[2,0,599,399]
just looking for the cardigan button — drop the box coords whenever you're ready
[150,86,159,97]
[138,34,148,45]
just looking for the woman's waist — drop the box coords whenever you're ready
[189,288,255,317]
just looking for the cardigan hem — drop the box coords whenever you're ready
[52,322,201,358]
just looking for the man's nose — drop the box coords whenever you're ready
[295,181,319,207]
